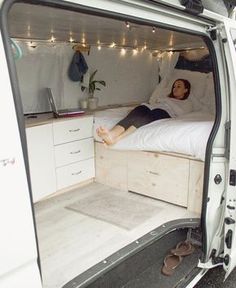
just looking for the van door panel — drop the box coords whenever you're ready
[221,22,236,279]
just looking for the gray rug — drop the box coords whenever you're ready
[66,189,162,230]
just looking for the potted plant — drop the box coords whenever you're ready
[81,70,106,110]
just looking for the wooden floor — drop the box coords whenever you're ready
[34,182,198,288]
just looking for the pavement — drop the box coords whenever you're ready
[195,266,236,288]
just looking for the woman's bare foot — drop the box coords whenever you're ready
[96,126,115,145]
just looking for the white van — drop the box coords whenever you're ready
[1,0,236,287]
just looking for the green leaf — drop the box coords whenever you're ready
[87,70,106,96]
[98,80,106,86]
[89,70,98,83]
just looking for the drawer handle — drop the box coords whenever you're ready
[70,150,81,154]
[69,128,80,132]
[72,171,82,176]
[149,171,159,176]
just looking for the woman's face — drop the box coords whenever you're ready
[172,80,188,99]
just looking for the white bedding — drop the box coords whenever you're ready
[94,108,214,161]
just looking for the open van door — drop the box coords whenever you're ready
[220,19,236,279]
[0,1,42,287]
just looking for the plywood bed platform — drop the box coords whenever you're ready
[95,142,204,214]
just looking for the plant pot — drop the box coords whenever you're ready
[80,99,88,109]
[88,97,99,110]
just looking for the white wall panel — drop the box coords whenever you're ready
[15,42,158,113]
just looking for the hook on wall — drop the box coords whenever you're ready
[72,44,90,55]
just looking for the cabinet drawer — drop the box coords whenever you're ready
[56,158,95,190]
[53,117,93,145]
[128,151,189,207]
[55,138,94,167]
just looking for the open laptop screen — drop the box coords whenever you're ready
[46,87,58,113]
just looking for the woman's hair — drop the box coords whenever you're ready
[168,79,191,100]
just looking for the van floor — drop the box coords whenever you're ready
[34,182,199,288]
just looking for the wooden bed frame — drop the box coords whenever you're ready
[95,142,204,215]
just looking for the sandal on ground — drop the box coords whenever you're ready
[170,241,195,256]
[161,254,183,276]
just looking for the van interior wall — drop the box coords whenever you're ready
[15,42,158,114]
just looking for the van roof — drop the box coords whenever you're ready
[149,0,235,19]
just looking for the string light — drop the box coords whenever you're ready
[27,25,31,37]
[109,42,116,48]
[125,21,130,28]
[69,36,74,43]
[133,48,138,55]
[27,41,37,49]
[22,31,180,57]
[50,35,56,42]
[121,48,126,55]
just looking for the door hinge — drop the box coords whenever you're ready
[206,25,218,40]
[225,121,231,159]
[225,217,235,225]
[225,229,233,249]
[209,249,224,265]
[180,0,204,15]
[230,170,236,186]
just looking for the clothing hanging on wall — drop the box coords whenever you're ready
[68,51,88,82]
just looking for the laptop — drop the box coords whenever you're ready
[46,88,85,118]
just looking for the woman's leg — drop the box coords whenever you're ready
[150,108,171,121]
[97,125,125,145]
[114,125,137,143]
[97,105,152,145]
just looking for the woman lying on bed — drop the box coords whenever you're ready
[97,79,192,145]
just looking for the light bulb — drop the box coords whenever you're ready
[121,48,126,55]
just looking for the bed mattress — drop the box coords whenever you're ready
[94,107,214,161]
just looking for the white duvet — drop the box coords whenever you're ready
[94,108,214,161]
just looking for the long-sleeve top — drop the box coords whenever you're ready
[144,95,193,117]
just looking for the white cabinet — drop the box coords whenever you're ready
[53,116,95,190]
[26,123,56,203]
[26,116,95,202]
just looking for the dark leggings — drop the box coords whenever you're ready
[117,105,171,129]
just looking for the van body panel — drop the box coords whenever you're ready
[64,0,215,28]
[0,8,42,287]
[1,0,236,286]
[200,34,226,263]
[219,19,236,278]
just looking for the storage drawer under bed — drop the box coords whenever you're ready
[128,151,189,207]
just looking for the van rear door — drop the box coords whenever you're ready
[221,19,236,279]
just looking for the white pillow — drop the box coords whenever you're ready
[149,69,208,111]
